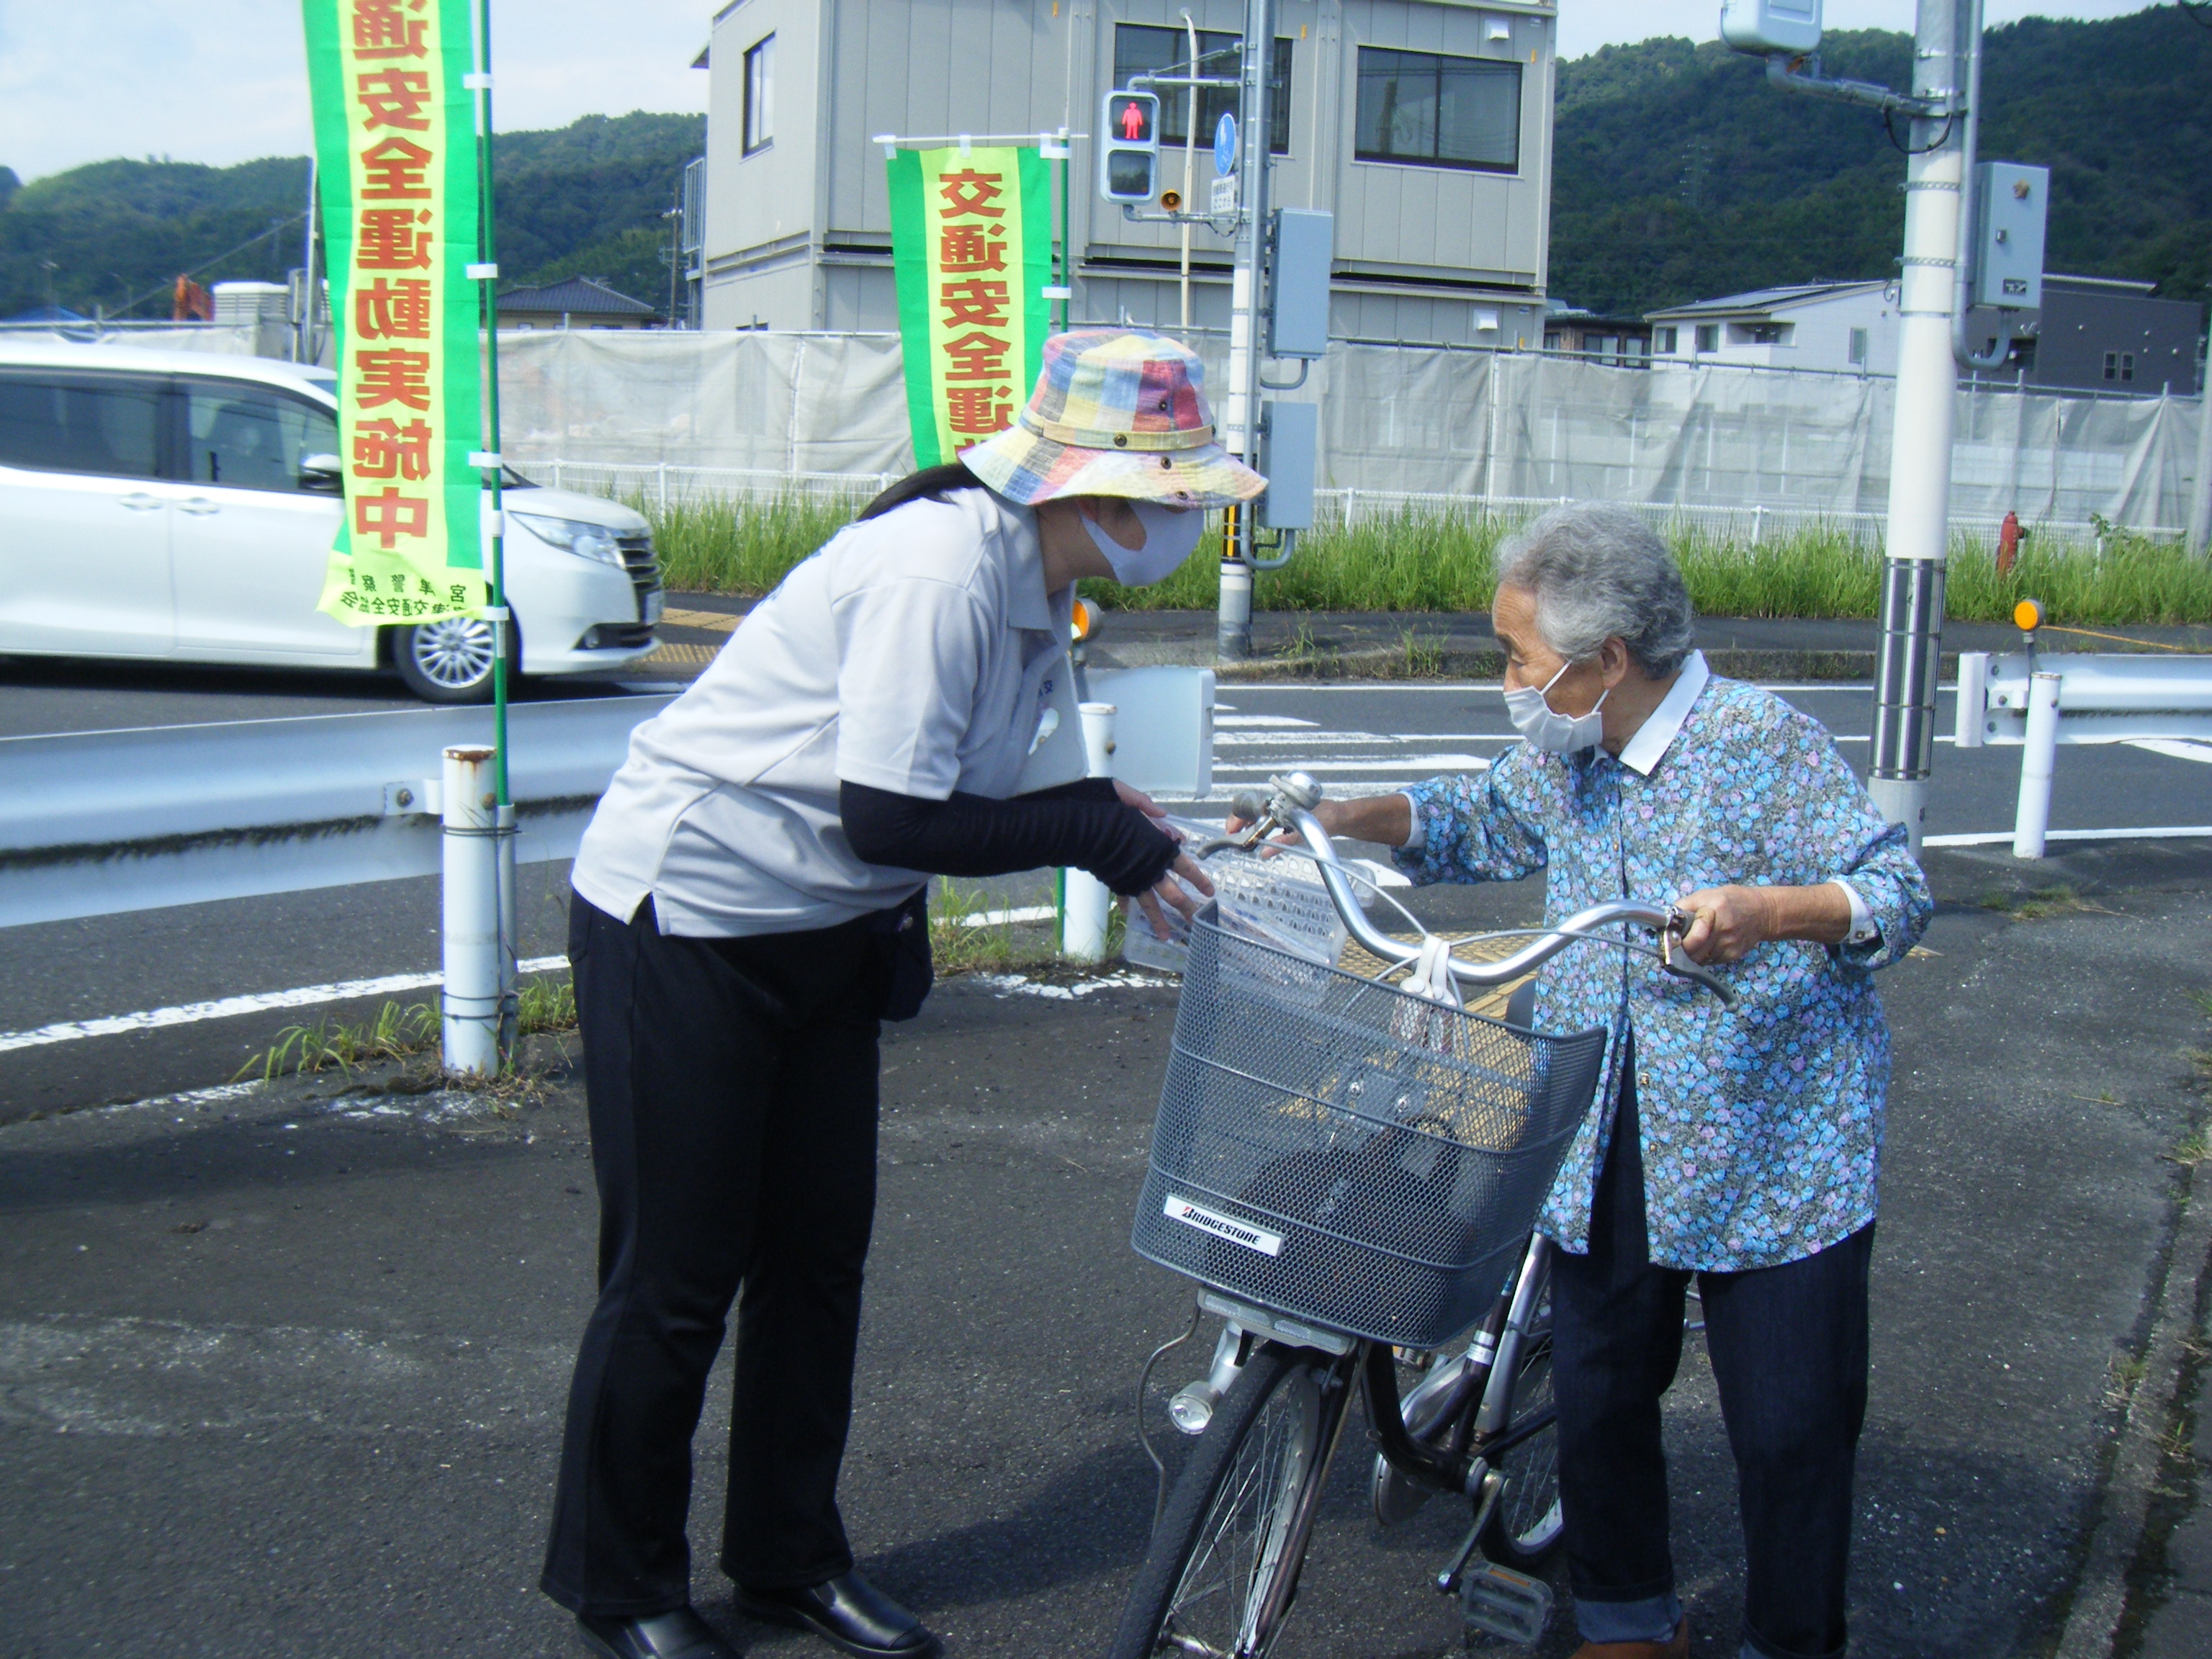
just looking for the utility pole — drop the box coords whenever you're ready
[1217,0,1275,661]
[1866,0,1966,849]
[2190,344,2212,556]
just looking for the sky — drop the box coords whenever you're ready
[0,1,2169,184]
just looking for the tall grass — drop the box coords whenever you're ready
[639,493,2212,626]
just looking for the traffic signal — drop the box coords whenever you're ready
[1098,89,1160,204]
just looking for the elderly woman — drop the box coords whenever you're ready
[1300,503,1930,1659]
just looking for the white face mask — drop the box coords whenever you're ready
[1082,500,1204,587]
[1503,659,1609,754]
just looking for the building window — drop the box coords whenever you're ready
[1543,331,1562,352]
[1354,48,1521,173]
[1694,323,1718,354]
[1730,320,1789,346]
[1848,327,1869,366]
[1115,27,1292,154]
[742,35,774,156]
[1654,326,1677,354]
[2121,352,2135,382]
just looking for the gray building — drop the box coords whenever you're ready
[696,0,1556,346]
[1964,274,2203,397]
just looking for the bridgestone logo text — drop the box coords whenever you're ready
[1164,1194,1285,1257]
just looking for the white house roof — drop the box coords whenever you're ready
[1645,279,1889,323]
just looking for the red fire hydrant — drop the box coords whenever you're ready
[1996,510,2022,577]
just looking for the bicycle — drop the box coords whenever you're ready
[1107,772,1732,1659]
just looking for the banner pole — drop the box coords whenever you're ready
[473,0,508,810]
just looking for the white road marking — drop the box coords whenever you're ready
[0,957,569,1056]
[2129,739,2212,765]
[1924,825,2212,848]
[1215,755,1493,774]
[1213,714,1319,728]
[957,905,1056,927]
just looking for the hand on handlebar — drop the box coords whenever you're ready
[1671,886,1768,964]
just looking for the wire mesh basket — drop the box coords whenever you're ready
[1131,902,1609,1349]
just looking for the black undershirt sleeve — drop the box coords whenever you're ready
[840,776,1182,896]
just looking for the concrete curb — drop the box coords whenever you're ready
[2056,1156,2212,1658]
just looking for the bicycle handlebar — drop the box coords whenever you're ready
[1213,771,1736,1007]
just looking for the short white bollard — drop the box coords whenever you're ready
[1061,701,1118,963]
[2011,671,2063,860]
[441,746,505,1075]
[495,801,519,1055]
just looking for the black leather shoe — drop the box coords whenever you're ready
[577,1606,744,1659]
[734,1571,939,1658]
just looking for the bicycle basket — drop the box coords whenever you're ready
[1123,836,1348,976]
[1130,902,1608,1349]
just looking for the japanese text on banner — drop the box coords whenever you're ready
[887,145,1053,469]
[302,0,487,626]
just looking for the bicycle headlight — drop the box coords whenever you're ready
[510,511,625,569]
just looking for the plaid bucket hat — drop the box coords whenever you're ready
[961,329,1267,508]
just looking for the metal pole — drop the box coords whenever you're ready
[472,0,516,1061]
[2011,670,2061,859]
[1179,11,1199,332]
[1061,701,1118,961]
[2188,368,2212,557]
[442,746,503,1075]
[1868,0,1964,851]
[1217,0,1275,662]
[298,158,318,364]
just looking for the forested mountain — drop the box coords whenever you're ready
[0,112,703,320]
[1551,6,2212,315]
[4,7,2206,324]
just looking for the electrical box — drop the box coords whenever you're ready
[1973,161,2048,311]
[1719,0,1822,55]
[1098,90,1160,204]
[1267,209,1333,360]
[1256,400,1317,531]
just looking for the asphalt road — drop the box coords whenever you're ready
[3,840,2209,1659]
[4,665,2210,1123]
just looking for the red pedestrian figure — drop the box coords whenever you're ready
[1119,99,1146,140]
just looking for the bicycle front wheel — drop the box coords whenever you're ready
[1480,1295,1563,1570]
[1107,1342,1344,1659]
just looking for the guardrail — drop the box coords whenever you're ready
[1955,652,2212,858]
[0,696,673,930]
[0,668,1215,931]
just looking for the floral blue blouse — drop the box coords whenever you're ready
[1393,671,1933,1272]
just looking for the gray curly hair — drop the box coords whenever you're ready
[1495,502,1696,678]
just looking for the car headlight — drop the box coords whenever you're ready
[509,511,626,568]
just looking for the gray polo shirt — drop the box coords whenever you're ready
[572,485,1087,937]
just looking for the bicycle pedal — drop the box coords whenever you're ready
[1460,1561,1552,1645]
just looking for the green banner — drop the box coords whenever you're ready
[888,145,1053,468]
[303,0,487,626]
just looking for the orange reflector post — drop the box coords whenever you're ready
[1071,596,1095,642]
[2013,598,2044,633]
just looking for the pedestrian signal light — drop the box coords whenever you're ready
[1099,90,1161,204]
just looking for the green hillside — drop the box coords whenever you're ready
[1551,6,2212,315]
[6,7,2205,326]
[0,111,703,320]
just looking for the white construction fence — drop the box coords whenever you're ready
[10,320,2199,536]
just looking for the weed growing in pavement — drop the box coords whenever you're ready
[637,492,2212,625]
[927,880,1061,976]
[1399,629,1447,676]
[234,974,583,1083]
[1976,884,2120,922]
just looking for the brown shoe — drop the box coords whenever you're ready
[1568,1617,1689,1659]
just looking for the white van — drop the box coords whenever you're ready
[0,341,662,702]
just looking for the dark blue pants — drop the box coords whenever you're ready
[1550,1048,1874,1659]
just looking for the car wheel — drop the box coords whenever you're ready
[391,616,510,704]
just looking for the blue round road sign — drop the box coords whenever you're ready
[1213,112,1238,176]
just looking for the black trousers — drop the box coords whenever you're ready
[541,894,892,1618]
[1550,1041,1874,1659]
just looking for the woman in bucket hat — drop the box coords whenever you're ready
[542,331,1263,1659]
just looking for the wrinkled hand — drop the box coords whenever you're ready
[1673,885,1772,964]
[1120,781,1215,940]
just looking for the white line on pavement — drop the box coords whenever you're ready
[1924,825,2212,848]
[1215,756,1494,773]
[958,906,1056,927]
[2129,739,2212,765]
[0,957,570,1056]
